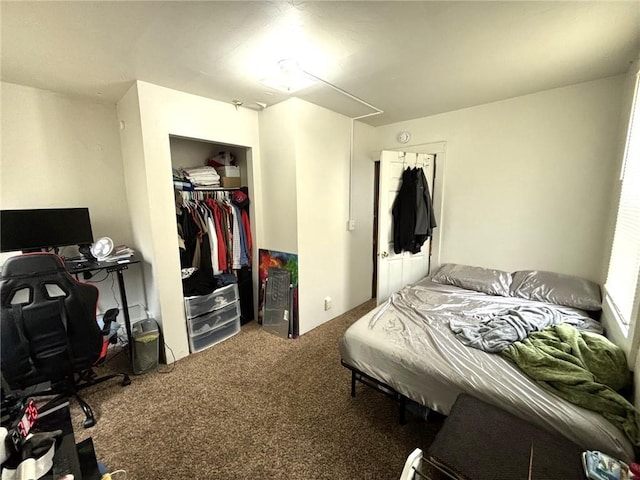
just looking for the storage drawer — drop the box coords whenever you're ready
[188,316,240,353]
[184,284,239,318]
[187,301,240,336]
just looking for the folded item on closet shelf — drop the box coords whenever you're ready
[173,167,189,180]
[184,167,221,187]
[186,171,220,178]
[185,176,221,187]
[174,180,194,191]
[187,176,219,182]
[187,169,219,174]
[184,167,219,175]
[188,178,220,184]
[185,173,220,181]
[184,166,220,173]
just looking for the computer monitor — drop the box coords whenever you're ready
[0,208,94,253]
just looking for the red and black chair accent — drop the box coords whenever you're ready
[0,253,130,428]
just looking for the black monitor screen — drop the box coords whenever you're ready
[0,208,94,252]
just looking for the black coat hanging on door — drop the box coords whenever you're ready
[392,167,437,254]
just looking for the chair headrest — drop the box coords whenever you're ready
[1,253,66,279]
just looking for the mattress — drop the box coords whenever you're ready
[339,278,634,462]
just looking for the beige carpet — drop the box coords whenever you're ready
[72,300,443,479]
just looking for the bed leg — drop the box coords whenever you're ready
[399,395,407,425]
[351,370,356,397]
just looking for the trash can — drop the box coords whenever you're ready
[131,318,160,374]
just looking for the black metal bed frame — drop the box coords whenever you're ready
[341,360,410,424]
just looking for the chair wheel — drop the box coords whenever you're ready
[122,375,131,386]
[83,417,96,428]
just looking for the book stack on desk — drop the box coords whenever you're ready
[103,245,135,262]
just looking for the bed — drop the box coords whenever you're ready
[339,264,636,463]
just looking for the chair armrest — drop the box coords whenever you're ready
[100,308,119,336]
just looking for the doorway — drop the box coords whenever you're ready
[372,161,380,299]
[372,143,445,304]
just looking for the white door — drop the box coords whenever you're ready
[376,150,435,304]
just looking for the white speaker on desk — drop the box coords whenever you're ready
[90,237,114,261]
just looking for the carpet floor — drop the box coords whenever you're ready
[72,300,443,479]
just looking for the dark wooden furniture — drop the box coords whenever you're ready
[426,394,585,480]
[38,400,101,480]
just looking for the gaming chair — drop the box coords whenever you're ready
[0,253,130,427]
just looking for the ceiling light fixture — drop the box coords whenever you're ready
[260,59,317,93]
[264,59,383,121]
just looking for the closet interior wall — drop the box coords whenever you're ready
[169,135,256,326]
[169,136,250,185]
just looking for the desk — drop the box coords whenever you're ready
[66,255,141,368]
[426,394,584,479]
[36,401,100,480]
[0,399,103,480]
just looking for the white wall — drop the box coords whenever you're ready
[116,84,157,320]
[258,100,299,254]
[117,81,262,361]
[294,99,352,333]
[348,121,378,303]
[0,82,145,313]
[9,75,624,359]
[257,98,377,335]
[375,76,625,283]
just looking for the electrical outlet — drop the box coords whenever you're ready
[324,296,332,311]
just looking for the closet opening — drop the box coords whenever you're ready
[169,135,257,353]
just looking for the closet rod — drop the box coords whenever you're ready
[179,190,237,201]
[175,188,241,191]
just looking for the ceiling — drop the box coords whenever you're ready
[2,1,639,126]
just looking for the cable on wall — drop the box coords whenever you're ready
[296,65,384,230]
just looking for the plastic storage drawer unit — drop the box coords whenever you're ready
[184,284,239,319]
[187,301,241,336]
[188,316,240,353]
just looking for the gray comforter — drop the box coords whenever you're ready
[341,278,633,461]
[450,304,603,353]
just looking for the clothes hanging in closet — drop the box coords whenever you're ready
[392,167,437,254]
[176,191,252,277]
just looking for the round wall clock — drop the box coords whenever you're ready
[397,131,411,144]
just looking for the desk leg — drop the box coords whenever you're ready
[115,270,135,364]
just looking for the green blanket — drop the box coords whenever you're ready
[501,323,640,446]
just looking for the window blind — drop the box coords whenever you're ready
[605,73,640,325]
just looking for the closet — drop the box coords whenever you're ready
[169,135,255,353]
